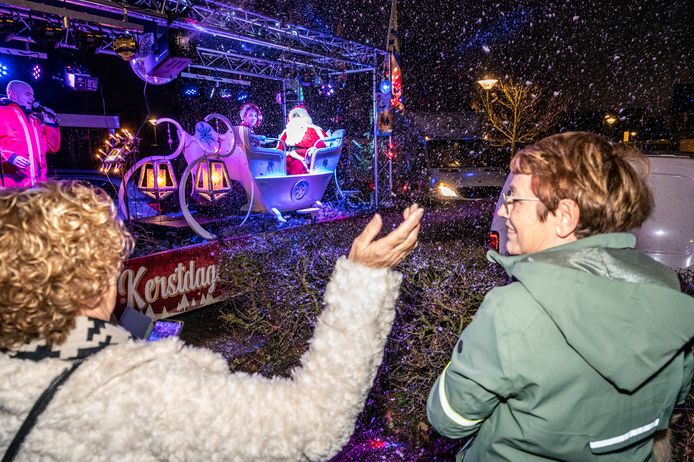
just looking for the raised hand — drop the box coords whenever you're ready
[348,204,423,269]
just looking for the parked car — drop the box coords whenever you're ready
[488,153,694,270]
[47,169,158,220]
[426,138,509,200]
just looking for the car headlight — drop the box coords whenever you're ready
[436,182,458,197]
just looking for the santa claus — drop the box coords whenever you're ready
[278,106,326,175]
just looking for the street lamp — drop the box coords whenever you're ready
[477,78,498,90]
[604,114,617,140]
[604,114,617,126]
[477,78,499,141]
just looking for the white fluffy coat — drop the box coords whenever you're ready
[0,258,402,461]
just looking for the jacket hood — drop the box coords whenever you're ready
[488,233,694,392]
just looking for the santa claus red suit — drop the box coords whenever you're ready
[0,98,61,187]
[278,106,326,175]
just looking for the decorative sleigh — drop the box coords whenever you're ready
[118,114,344,239]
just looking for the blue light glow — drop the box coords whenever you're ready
[379,80,392,94]
[183,86,199,96]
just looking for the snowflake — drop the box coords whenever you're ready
[196,123,216,147]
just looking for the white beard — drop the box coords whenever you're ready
[284,117,309,146]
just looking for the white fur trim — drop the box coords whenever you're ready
[307,124,326,139]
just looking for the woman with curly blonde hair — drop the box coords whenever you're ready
[0,181,133,349]
[0,181,423,461]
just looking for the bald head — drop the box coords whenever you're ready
[7,80,34,111]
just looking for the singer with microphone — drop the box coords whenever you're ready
[0,80,61,188]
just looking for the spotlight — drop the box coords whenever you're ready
[236,91,249,102]
[113,34,138,61]
[320,82,335,97]
[32,64,41,80]
[219,88,233,99]
[0,63,8,78]
[63,66,98,91]
[379,80,392,95]
[183,85,199,96]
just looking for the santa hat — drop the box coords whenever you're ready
[239,102,263,128]
[287,105,312,124]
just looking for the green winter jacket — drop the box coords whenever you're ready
[427,233,694,462]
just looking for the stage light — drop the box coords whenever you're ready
[219,88,233,99]
[113,34,138,61]
[183,86,199,96]
[32,64,41,80]
[0,63,8,78]
[379,80,392,95]
[320,82,335,97]
[63,66,98,91]
[236,91,249,102]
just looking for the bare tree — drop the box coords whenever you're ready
[477,80,566,155]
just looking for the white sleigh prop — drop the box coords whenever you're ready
[118,114,345,240]
[229,125,344,214]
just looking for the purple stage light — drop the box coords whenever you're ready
[320,82,335,97]
[32,64,41,80]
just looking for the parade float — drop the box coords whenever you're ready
[0,0,396,318]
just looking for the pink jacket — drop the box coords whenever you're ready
[0,101,61,187]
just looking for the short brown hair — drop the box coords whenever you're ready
[0,181,134,348]
[510,132,653,238]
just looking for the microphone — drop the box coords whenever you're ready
[32,102,59,123]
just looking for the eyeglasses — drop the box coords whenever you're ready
[501,192,541,213]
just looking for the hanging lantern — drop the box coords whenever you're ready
[193,159,231,201]
[137,159,178,200]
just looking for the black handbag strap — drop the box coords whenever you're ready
[2,359,84,462]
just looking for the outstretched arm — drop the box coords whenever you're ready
[102,206,424,462]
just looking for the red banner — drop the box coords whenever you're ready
[115,240,233,320]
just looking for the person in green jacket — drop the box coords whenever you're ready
[427,131,694,462]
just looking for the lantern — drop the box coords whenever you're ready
[137,159,178,200]
[193,158,231,201]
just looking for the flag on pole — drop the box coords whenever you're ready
[387,0,403,111]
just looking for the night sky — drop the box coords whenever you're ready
[253,0,693,114]
[3,0,691,168]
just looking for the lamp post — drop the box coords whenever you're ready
[477,78,498,90]
[477,77,498,146]
[604,113,617,140]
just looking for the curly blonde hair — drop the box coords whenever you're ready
[0,181,134,348]
[510,132,654,238]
